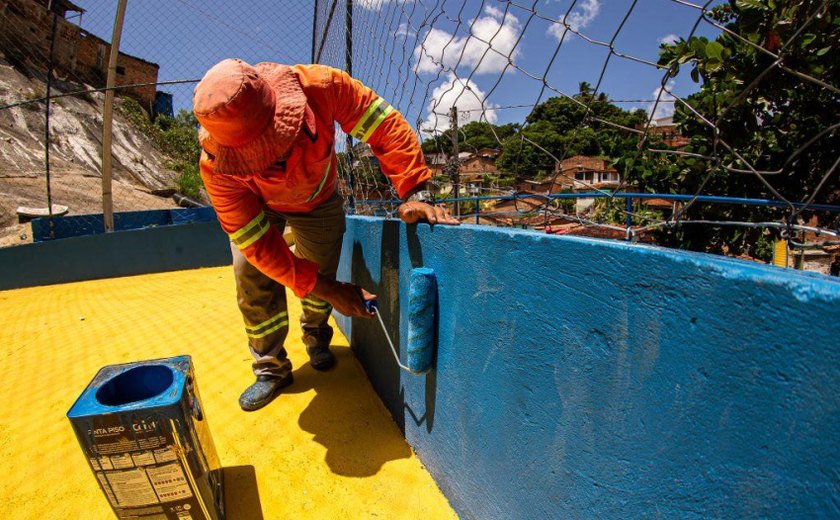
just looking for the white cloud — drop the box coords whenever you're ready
[658,33,679,45]
[547,0,601,41]
[413,7,522,75]
[422,74,498,135]
[395,22,415,37]
[648,81,676,120]
[483,5,506,19]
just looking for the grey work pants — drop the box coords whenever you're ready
[231,191,346,377]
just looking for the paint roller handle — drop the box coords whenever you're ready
[311,275,376,319]
[365,299,418,374]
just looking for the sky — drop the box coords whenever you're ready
[69,0,722,138]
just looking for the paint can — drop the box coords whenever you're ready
[67,356,224,519]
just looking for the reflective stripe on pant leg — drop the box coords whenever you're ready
[244,308,291,376]
[299,296,334,349]
[301,296,332,315]
[230,228,291,377]
[283,191,346,348]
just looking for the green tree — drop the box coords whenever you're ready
[630,0,840,259]
[496,84,647,180]
[421,121,518,155]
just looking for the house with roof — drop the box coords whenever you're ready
[1,0,162,110]
[424,148,502,197]
[556,155,622,191]
[643,115,691,149]
[509,155,624,214]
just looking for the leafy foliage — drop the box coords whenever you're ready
[627,0,840,259]
[496,83,647,179]
[421,121,518,155]
[118,97,203,199]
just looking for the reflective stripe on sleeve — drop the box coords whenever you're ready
[350,97,395,142]
[229,212,270,250]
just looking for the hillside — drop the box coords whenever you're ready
[0,50,181,246]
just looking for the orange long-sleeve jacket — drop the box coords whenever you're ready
[200,64,431,298]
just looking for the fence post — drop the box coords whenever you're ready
[101,0,128,232]
[314,0,339,65]
[44,0,60,239]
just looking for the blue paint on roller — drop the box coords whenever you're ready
[406,267,436,373]
[364,267,437,374]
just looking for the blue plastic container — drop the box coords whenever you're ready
[67,356,224,519]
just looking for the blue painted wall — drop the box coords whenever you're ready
[336,216,840,520]
[0,220,230,290]
[31,206,217,242]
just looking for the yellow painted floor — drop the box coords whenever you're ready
[0,267,457,519]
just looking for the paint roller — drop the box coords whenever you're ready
[365,267,436,374]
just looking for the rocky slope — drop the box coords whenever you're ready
[0,50,180,246]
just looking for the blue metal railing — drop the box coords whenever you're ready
[362,192,840,212]
[356,191,840,241]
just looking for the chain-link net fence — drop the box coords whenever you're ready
[316,0,840,274]
[1,0,838,274]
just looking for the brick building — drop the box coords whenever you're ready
[0,0,160,109]
[556,155,621,191]
[644,115,690,149]
[458,148,499,175]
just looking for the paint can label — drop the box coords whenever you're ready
[80,413,207,519]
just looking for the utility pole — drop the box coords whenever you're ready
[450,105,460,218]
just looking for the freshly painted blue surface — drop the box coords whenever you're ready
[0,220,230,290]
[406,267,436,374]
[31,207,218,241]
[336,216,840,520]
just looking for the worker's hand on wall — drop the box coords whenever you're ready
[398,202,460,226]
[311,275,376,319]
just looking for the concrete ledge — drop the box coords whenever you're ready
[336,216,840,520]
[0,220,231,290]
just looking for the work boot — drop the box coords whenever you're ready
[307,345,335,371]
[238,374,294,412]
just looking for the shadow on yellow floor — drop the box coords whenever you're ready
[223,465,264,520]
[0,267,456,519]
[291,355,412,478]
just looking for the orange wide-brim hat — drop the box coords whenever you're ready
[193,58,306,176]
